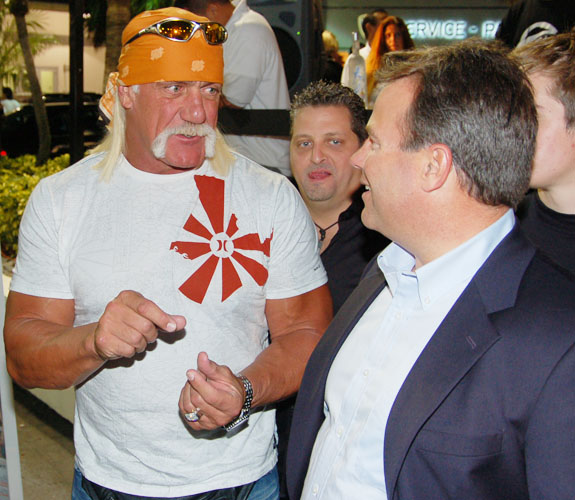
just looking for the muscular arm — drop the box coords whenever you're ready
[4,291,186,389]
[244,284,333,406]
[4,292,101,389]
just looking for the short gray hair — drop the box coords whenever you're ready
[376,40,537,209]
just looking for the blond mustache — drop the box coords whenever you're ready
[152,124,217,160]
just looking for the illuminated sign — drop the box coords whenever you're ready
[406,19,501,41]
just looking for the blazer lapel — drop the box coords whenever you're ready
[311,266,388,389]
[287,263,387,500]
[384,285,500,497]
[384,224,535,497]
[295,265,388,427]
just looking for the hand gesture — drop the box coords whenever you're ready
[179,352,246,430]
[94,290,186,360]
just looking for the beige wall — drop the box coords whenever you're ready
[28,3,106,95]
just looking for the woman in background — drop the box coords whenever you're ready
[365,16,415,106]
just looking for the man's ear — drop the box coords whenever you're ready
[117,86,134,110]
[205,3,219,22]
[421,143,453,193]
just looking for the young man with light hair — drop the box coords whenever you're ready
[514,31,575,273]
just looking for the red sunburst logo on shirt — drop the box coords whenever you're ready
[170,175,272,303]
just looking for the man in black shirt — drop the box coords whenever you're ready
[276,81,388,499]
[289,80,389,314]
[496,0,575,48]
[514,31,575,273]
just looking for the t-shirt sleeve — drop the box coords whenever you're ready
[223,72,260,108]
[223,23,277,107]
[495,4,522,47]
[10,179,73,299]
[264,179,327,299]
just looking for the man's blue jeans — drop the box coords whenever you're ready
[72,469,92,500]
[247,467,279,500]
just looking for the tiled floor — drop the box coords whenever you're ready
[13,386,75,499]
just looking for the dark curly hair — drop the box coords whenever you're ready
[290,80,368,143]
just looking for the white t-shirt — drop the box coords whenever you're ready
[11,152,326,497]
[1,98,20,115]
[359,44,371,60]
[222,0,291,176]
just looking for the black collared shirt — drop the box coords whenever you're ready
[321,192,390,314]
[517,191,575,274]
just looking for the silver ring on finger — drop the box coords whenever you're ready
[184,408,203,422]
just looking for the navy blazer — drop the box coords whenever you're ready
[287,224,575,500]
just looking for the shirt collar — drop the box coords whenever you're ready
[378,209,516,309]
[230,0,247,22]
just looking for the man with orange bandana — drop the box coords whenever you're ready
[3,7,331,500]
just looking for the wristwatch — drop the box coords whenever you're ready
[223,374,253,432]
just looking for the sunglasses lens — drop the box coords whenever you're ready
[158,21,194,41]
[204,23,228,44]
[125,19,227,46]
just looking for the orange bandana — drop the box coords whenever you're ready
[100,7,224,124]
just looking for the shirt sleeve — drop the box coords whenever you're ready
[223,23,277,108]
[265,179,327,300]
[223,72,260,108]
[10,178,73,299]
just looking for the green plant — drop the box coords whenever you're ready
[0,154,69,259]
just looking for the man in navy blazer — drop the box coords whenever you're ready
[287,40,575,500]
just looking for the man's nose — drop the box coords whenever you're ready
[351,141,368,170]
[311,143,326,164]
[180,88,207,123]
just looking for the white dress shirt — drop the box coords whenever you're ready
[302,210,516,499]
[359,43,371,59]
[222,0,291,175]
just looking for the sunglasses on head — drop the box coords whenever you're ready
[124,17,228,46]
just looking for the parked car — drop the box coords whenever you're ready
[0,98,106,158]
[41,92,103,103]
